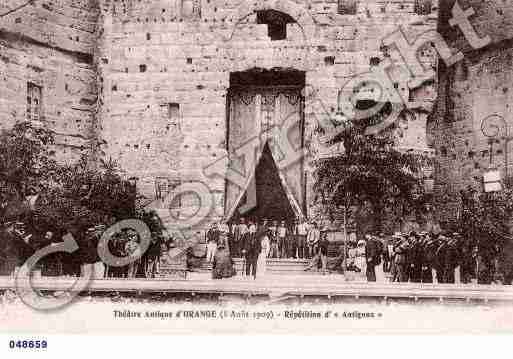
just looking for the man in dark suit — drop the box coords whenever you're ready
[241,226,262,279]
[231,218,247,258]
[365,234,383,282]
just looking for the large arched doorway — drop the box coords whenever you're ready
[225,68,306,223]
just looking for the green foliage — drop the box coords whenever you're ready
[313,117,427,231]
[135,209,167,238]
[0,121,58,203]
[32,154,137,232]
[1,122,165,240]
[460,186,513,249]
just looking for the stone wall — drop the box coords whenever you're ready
[0,0,99,163]
[430,0,513,225]
[96,0,439,232]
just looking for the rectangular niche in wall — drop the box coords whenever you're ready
[160,103,181,131]
[160,103,180,118]
[338,0,358,15]
[27,82,42,121]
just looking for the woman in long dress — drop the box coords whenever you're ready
[354,239,367,275]
[257,230,271,277]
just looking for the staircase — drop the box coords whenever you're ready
[197,258,321,275]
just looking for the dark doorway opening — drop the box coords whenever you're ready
[232,143,296,222]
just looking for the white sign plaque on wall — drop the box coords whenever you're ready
[483,169,502,192]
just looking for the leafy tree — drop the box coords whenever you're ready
[459,185,513,248]
[1,122,168,274]
[0,121,58,204]
[0,122,137,233]
[32,155,137,233]
[313,110,427,234]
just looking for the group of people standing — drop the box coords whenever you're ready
[345,231,500,284]
[3,216,503,285]
[0,219,169,279]
[205,217,324,280]
[203,218,501,285]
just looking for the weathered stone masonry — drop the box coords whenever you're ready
[95,0,438,231]
[1,0,441,234]
[431,0,513,225]
[0,0,99,163]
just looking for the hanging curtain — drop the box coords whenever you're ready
[267,89,304,215]
[226,89,260,216]
[226,87,305,219]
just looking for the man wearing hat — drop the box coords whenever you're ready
[241,222,262,279]
[393,234,409,282]
[248,219,257,234]
[230,218,247,258]
[388,233,401,279]
[408,232,424,283]
[365,234,383,282]
[1,222,23,276]
[286,220,297,258]
[306,221,320,259]
[268,220,279,258]
[261,218,269,231]
[304,227,329,273]
[11,222,35,277]
[277,220,287,258]
[318,229,330,273]
[205,222,219,263]
[420,232,436,283]
[84,225,107,279]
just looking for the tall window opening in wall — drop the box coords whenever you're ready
[160,102,181,131]
[27,82,42,121]
[256,10,296,41]
[338,0,358,15]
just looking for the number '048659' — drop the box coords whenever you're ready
[9,340,47,349]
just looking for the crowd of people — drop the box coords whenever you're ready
[207,218,321,260]
[205,218,319,280]
[1,215,507,285]
[204,217,333,280]
[204,217,505,284]
[0,218,171,279]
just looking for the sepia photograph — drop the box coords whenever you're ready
[1,0,513,341]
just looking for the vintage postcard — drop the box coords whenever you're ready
[1,0,513,339]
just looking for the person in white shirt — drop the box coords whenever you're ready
[277,221,287,258]
[257,230,271,276]
[218,220,230,250]
[296,219,309,259]
[306,222,320,259]
[248,220,257,234]
[205,222,219,263]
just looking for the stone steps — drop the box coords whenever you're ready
[197,258,321,275]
